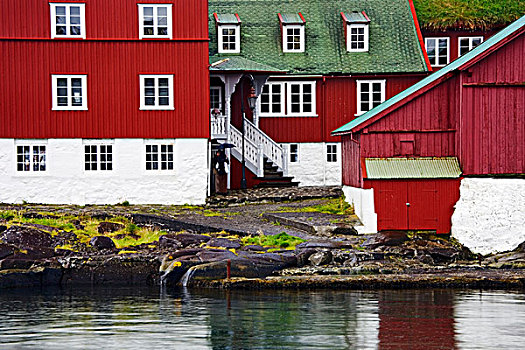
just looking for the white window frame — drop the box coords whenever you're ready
[458,36,483,56]
[289,144,299,163]
[425,37,450,67]
[83,140,114,172]
[347,24,369,52]
[259,82,285,116]
[356,80,386,116]
[210,86,223,112]
[139,75,174,110]
[50,3,86,39]
[15,141,48,174]
[144,142,175,172]
[138,4,173,39]
[287,81,316,116]
[283,25,305,53]
[218,25,240,53]
[326,144,338,163]
[52,74,88,111]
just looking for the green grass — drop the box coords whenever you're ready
[413,0,525,30]
[242,232,305,250]
[278,197,354,216]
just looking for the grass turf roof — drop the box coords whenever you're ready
[413,0,525,31]
[209,0,428,75]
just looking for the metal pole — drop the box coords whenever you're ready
[240,77,247,189]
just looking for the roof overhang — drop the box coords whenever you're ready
[213,13,241,24]
[278,13,306,25]
[363,157,462,179]
[341,11,370,24]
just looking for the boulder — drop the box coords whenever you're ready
[207,238,241,249]
[309,250,333,266]
[197,249,237,262]
[428,247,459,263]
[362,231,409,248]
[0,258,35,270]
[296,248,317,267]
[296,240,353,250]
[97,222,124,234]
[70,219,84,230]
[0,243,15,259]
[22,212,57,219]
[89,236,116,250]
[1,225,53,248]
[0,225,7,233]
[242,245,267,252]
[165,248,203,260]
[160,233,210,248]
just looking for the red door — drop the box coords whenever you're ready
[365,179,460,234]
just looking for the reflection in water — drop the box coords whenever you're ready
[0,287,524,349]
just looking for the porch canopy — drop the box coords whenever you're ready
[363,157,462,179]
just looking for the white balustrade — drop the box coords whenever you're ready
[228,124,264,177]
[243,118,286,174]
[211,114,228,139]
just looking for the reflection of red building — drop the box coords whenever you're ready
[377,290,456,350]
[334,16,525,239]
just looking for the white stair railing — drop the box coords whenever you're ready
[244,118,288,176]
[228,125,264,177]
[211,114,228,139]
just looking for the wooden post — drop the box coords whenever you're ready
[226,259,231,279]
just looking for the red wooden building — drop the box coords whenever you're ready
[0,0,210,205]
[332,16,525,247]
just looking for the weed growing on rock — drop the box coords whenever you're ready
[242,232,305,250]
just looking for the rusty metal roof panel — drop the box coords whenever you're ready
[364,157,462,179]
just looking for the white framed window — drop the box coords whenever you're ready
[140,75,174,110]
[16,145,47,172]
[326,144,337,163]
[145,144,174,171]
[283,25,305,53]
[210,86,223,112]
[52,75,87,110]
[357,80,386,115]
[458,36,483,56]
[259,82,285,115]
[50,3,86,39]
[289,144,299,163]
[84,142,113,171]
[138,4,172,39]
[287,82,315,115]
[425,37,449,67]
[218,25,240,53]
[347,24,369,52]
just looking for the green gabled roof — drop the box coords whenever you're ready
[209,0,428,75]
[342,11,370,24]
[215,13,241,24]
[210,56,285,72]
[280,13,305,24]
[332,15,525,135]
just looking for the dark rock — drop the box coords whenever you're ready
[98,222,124,234]
[22,212,57,219]
[332,226,359,235]
[55,248,75,257]
[0,258,35,270]
[70,219,84,230]
[1,225,53,248]
[0,225,7,233]
[18,247,55,259]
[516,241,525,252]
[309,250,333,266]
[428,247,458,263]
[0,268,62,289]
[296,248,317,267]
[87,212,112,220]
[332,250,355,264]
[207,238,241,249]
[197,249,237,262]
[24,223,60,233]
[165,248,203,260]
[89,236,116,250]
[242,245,267,252]
[0,243,15,259]
[161,233,210,248]
[53,231,79,246]
[113,233,140,240]
[362,231,409,248]
[296,240,353,250]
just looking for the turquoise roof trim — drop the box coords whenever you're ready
[332,15,525,135]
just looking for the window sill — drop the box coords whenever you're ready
[347,49,369,53]
[52,107,88,111]
[260,114,318,118]
[139,37,172,40]
[140,107,175,111]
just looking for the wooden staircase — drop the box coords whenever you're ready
[254,157,299,188]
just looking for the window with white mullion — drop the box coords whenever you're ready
[357,80,385,115]
[425,37,449,67]
[283,25,305,53]
[260,83,284,115]
[84,144,113,171]
[145,144,173,171]
[210,87,222,112]
[287,82,314,115]
[17,145,46,172]
[458,36,483,56]
[218,25,240,53]
[52,75,87,110]
[50,3,85,39]
[139,4,172,39]
[140,75,174,110]
[347,24,369,52]
[326,144,337,163]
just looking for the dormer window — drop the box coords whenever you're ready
[278,13,306,53]
[342,11,370,52]
[214,13,241,54]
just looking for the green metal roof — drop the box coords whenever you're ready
[332,15,525,135]
[210,56,285,72]
[342,11,370,23]
[365,157,462,179]
[209,0,428,75]
[280,13,304,24]
[215,13,241,24]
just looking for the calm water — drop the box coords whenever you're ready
[0,286,524,349]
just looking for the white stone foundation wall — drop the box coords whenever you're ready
[342,185,377,234]
[452,178,525,255]
[0,138,209,205]
[284,143,342,186]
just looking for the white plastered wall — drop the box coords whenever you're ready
[452,178,525,255]
[342,185,377,234]
[0,138,209,205]
[284,142,342,186]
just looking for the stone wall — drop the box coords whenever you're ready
[0,138,209,205]
[452,178,525,255]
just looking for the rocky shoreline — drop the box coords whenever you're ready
[1,188,524,291]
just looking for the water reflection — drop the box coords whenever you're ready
[0,287,524,349]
